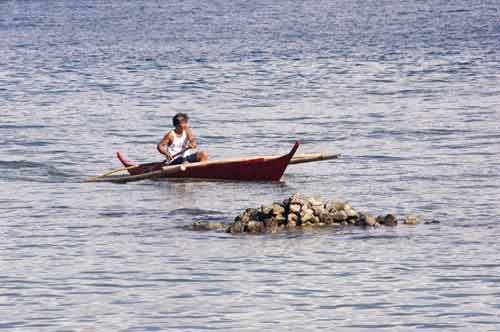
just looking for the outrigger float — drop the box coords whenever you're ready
[86,141,340,183]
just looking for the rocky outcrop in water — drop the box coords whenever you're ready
[226,193,423,234]
[187,193,424,234]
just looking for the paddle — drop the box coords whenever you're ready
[165,147,194,165]
[85,147,192,182]
[85,164,139,182]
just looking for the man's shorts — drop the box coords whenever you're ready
[169,152,198,165]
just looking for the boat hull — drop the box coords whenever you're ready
[116,141,300,182]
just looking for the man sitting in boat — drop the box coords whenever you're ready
[157,113,208,165]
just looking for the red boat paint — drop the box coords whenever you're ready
[116,141,300,181]
[116,152,165,175]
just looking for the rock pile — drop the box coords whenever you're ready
[224,193,420,234]
[185,193,425,234]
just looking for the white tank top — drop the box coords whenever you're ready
[167,130,188,157]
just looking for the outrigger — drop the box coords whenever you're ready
[86,141,340,183]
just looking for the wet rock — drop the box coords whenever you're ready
[235,213,250,223]
[236,208,260,222]
[219,192,419,235]
[346,217,357,225]
[300,208,314,216]
[287,213,298,228]
[187,221,227,231]
[260,205,272,216]
[345,207,359,220]
[324,200,336,212]
[287,212,298,222]
[227,221,244,233]
[319,212,334,224]
[357,213,377,227]
[245,207,259,217]
[312,205,326,217]
[287,214,298,228]
[380,214,398,226]
[290,193,306,206]
[274,214,286,224]
[271,203,285,216]
[301,210,315,224]
[356,213,366,225]
[301,204,310,213]
[263,218,278,228]
[404,215,420,225]
[332,210,348,222]
[245,220,265,233]
[333,200,347,211]
[289,203,301,214]
[308,197,324,206]
[365,215,377,226]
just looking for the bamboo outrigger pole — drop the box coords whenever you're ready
[85,165,139,182]
[85,163,189,183]
[289,153,341,165]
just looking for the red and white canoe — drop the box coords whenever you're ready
[86,141,340,183]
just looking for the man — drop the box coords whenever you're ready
[157,113,208,165]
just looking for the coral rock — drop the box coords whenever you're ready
[227,221,244,233]
[365,215,377,226]
[289,203,301,214]
[324,200,336,212]
[271,203,286,216]
[332,210,348,222]
[333,200,347,211]
[274,214,286,223]
[188,221,226,231]
[312,205,326,216]
[290,193,306,205]
[319,212,334,224]
[301,211,315,223]
[345,208,359,219]
[404,215,420,225]
[245,220,265,233]
[357,213,376,226]
[382,214,398,226]
[222,194,407,234]
[308,197,324,206]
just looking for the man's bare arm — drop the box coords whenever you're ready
[185,128,197,149]
[157,132,173,160]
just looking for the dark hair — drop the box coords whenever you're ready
[172,113,189,127]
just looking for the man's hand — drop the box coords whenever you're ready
[164,152,173,161]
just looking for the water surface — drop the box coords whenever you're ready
[1,0,500,331]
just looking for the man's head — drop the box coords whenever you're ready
[172,113,189,130]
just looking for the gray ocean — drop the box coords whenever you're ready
[1,0,500,331]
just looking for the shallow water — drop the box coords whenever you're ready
[1,0,500,331]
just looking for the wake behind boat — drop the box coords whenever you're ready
[86,141,341,183]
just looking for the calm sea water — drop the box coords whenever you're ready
[1,0,500,331]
